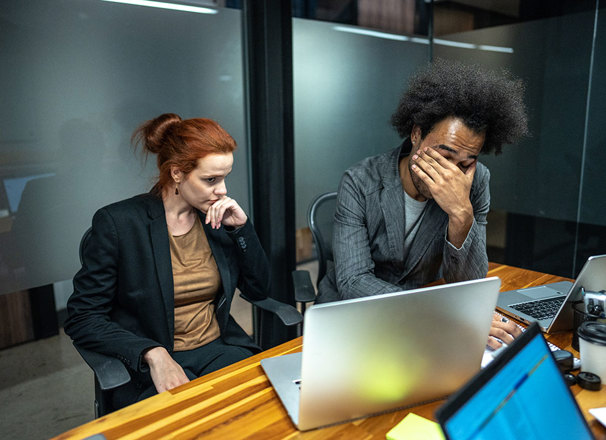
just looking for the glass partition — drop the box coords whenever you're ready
[433,6,601,277]
[0,1,249,298]
[293,18,429,230]
[577,5,606,271]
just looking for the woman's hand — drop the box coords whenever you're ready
[143,347,190,393]
[487,312,523,350]
[205,196,247,229]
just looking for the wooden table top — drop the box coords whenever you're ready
[54,263,606,439]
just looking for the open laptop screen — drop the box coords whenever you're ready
[436,323,592,440]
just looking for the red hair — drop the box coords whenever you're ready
[132,113,237,194]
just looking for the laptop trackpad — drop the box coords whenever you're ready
[516,286,564,300]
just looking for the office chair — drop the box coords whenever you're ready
[292,191,338,314]
[73,227,302,418]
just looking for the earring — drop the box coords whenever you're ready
[175,186,179,195]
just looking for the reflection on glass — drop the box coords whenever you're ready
[433,6,601,277]
[577,5,606,271]
[100,0,218,14]
[292,1,430,36]
[293,18,429,230]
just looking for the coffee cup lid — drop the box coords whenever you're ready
[577,321,606,346]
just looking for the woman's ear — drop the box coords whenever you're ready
[170,166,183,184]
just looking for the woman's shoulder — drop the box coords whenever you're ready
[101,193,159,212]
[94,193,163,224]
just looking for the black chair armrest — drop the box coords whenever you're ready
[292,270,316,303]
[73,343,131,391]
[240,294,303,327]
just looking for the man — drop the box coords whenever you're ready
[317,60,529,348]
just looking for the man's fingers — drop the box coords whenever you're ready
[412,154,442,182]
[411,160,433,182]
[411,163,436,187]
[421,147,458,171]
[487,336,504,350]
[416,150,461,185]
[492,315,523,338]
[489,325,516,345]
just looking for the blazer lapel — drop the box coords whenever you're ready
[380,185,406,264]
[380,141,409,265]
[147,199,175,345]
[200,216,232,328]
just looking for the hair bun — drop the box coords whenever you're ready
[135,113,182,154]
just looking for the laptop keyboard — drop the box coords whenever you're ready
[510,296,565,320]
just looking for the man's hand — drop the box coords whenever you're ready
[411,147,476,247]
[486,312,523,350]
[143,347,190,393]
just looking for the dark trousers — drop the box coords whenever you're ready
[113,339,252,410]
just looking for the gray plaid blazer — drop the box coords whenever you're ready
[317,139,490,303]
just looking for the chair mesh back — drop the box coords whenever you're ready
[308,192,337,284]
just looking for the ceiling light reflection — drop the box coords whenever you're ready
[333,26,513,53]
[101,0,218,14]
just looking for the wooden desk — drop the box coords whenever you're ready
[55,263,606,439]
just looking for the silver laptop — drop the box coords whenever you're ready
[496,254,606,333]
[261,277,501,431]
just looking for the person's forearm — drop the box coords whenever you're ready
[229,221,270,300]
[446,202,474,249]
[337,272,402,300]
[443,218,488,283]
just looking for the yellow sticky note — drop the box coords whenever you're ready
[386,412,446,440]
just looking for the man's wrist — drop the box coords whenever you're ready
[447,206,474,248]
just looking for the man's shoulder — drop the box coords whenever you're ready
[473,161,491,183]
[343,146,400,190]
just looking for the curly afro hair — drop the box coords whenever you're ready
[391,59,528,154]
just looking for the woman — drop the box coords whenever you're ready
[64,113,270,409]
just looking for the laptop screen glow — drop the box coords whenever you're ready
[442,329,592,440]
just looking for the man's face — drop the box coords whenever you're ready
[408,117,485,200]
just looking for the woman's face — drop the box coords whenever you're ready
[176,153,233,213]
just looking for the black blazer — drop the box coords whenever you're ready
[64,193,270,373]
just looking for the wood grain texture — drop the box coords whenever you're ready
[0,289,34,348]
[54,264,606,439]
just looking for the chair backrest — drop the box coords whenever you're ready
[307,192,337,284]
[79,227,92,265]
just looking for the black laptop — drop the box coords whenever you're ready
[435,323,593,440]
